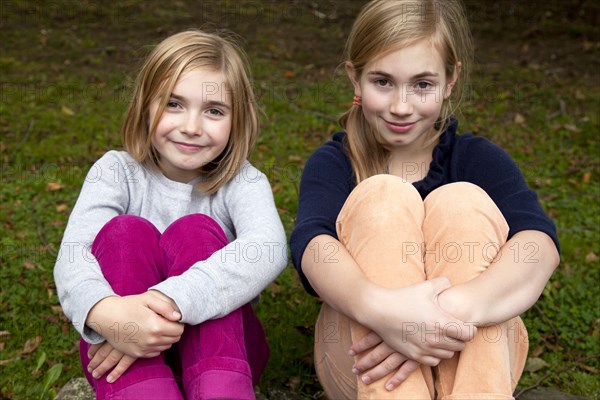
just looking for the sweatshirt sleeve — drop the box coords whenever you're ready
[290,137,355,296]
[151,163,287,325]
[53,151,131,343]
[458,137,560,252]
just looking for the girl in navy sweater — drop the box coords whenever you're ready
[290,1,559,398]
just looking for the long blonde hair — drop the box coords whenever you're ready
[340,0,473,183]
[122,30,259,194]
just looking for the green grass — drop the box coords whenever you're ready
[1,1,599,399]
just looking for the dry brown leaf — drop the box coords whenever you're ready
[578,363,599,374]
[21,336,42,355]
[61,105,75,116]
[582,171,592,183]
[563,124,580,133]
[525,357,549,372]
[283,70,295,79]
[288,376,301,391]
[56,203,69,212]
[514,113,526,125]
[46,182,64,191]
[585,252,598,263]
[23,260,36,270]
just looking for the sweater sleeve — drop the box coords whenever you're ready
[290,138,354,296]
[458,137,560,252]
[151,163,287,325]
[53,151,131,343]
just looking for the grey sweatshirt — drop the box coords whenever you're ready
[54,150,287,343]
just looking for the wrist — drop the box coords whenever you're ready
[86,295,120,333]
[354,281,386,328]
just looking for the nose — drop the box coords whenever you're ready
[182,112,202,136]
[390,85,413,116]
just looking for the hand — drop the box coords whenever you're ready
[362,277,477,366]
[87,342,137,383]
[86,291,184,358]
[349,331,420,391]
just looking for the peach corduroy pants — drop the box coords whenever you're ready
[314,175,528,400]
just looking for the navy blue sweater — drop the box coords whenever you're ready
[290,120,560,297]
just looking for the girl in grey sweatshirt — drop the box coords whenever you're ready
[54,30,287,400]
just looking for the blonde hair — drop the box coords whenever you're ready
[122,30,259,194]
[340,0,473,183]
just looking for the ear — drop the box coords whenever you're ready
[444,61,461,100]
[345,61,362,97]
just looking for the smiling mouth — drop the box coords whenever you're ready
[172,141,204,152]
[383,119,417,133]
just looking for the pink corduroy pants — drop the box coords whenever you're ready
[80,214,269,400]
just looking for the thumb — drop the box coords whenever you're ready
[145,295,181,322]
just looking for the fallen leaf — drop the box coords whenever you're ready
[563,124,580,133]
[61,105,75,116]
[578,363,599,374]
[531,346,544,357]
[21,336,42,355]
[586,252,598,263]
[283,70,295,79]
[288,155,303,162]
[51,305,63,313]
[0,358,19,366]
[582,171,591,183]
[0,331,10,338]
[23,260,36,270]
[525,357,549,372]
[514,113,526,125]
[288,376,301,391]
[46,182,64,191]
[56,203,69,212]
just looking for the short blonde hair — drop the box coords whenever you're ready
[122,30,258,194]
[340,0,473,183]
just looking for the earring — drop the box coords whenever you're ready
[353,95,362,106]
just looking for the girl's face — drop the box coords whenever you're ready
[149,68,232,183]
[347,39,457,154]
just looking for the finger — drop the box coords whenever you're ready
[145,292,181,321]
[417,344,456,363]
[106,355,137,383]
[359,352,407,385]
[145,320,184,341]
[87,342,114,372]
[384,360,420,391]
[87,343,103,359]
[349,331,383,356]
[91,348,123,379]
[443,321,477,342]
[417,354,445,367]
[353,342,395,373]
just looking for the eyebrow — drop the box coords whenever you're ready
[367,70,439,79]
[169,93,231,110]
